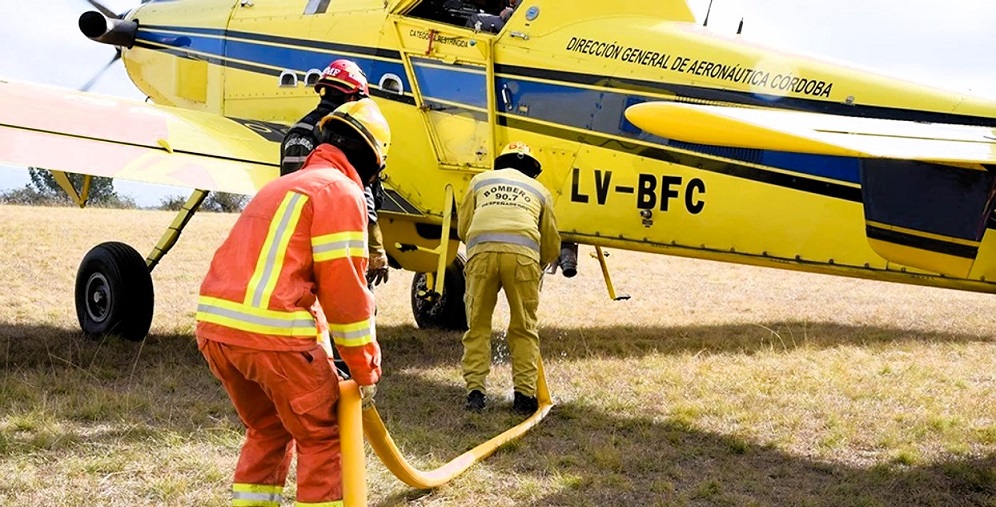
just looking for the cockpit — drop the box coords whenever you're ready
[407,0,519,33]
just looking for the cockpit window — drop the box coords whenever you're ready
[304,0,332,15]
[407,0,516,33]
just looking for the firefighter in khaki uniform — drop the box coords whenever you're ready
[196,98,390,507]
[458,142,561,415]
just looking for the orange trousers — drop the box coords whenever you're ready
[198,337,342,505]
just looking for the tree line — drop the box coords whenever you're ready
[0,168,248,212]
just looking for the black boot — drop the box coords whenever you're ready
[512,391,538,415]
[465,390,486,412]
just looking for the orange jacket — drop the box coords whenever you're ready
[196,145,381,385]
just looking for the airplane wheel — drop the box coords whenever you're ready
[74,241,154,341]
[410,253,468,331]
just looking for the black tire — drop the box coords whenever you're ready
[410,253,468,331]
[74,241,154,341]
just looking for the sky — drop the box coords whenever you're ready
[1,0,995,206]
[0,1,183,207]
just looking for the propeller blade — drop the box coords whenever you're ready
[85,0,118,19]
[79,50,122,92]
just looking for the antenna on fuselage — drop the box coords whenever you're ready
[703,0,715,26]
[737,17,744,34]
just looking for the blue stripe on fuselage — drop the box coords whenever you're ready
[497,76,861,184]
[224,38,408,84]
[134,26,860,185]
[411,59,487,109]
[759,151,859,184]
[136,30,222,54]
[136,28,411,88]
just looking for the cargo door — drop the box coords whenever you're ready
[390,9,500,171]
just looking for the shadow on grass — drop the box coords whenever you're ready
[370,371,996,507]
[0,323,204,374]
[4,318,991,373]
[0,324,236,437]
[375,320,996,371]
[0,323,993,506]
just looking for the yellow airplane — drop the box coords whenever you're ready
[2,0,996,341]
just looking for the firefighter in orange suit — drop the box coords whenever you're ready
[458,142,561,415]
[196,98,390,507]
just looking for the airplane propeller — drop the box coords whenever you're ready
[84,0,153,18]
[79,48,122,92]
[85,0,118,19]
[78,0,143,92]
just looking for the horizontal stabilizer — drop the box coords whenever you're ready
[624,101,996,165]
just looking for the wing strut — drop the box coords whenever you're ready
[146,189,209,270]
[50,170,93,208]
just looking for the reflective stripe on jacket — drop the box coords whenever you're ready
[197,144,381,385]
[458,168,561,266]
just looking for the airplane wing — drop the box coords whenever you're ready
[0,79,282,195]
[624,101,996,165]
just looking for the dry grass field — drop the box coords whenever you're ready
[0,203,994,506]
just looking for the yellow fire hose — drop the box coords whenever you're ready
[338,381,367,507]
[338,358,552,505]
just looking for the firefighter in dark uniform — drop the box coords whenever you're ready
[280,59,389,286]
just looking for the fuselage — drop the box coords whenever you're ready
[110,0,996,292]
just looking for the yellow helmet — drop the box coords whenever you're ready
[318,98,391,172]
[494,141,542,177]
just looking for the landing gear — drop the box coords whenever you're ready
[73,189,208,341]
[411,253,468,330]
[74,241,154,341]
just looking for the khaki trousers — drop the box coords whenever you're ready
[461,251,542,397]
